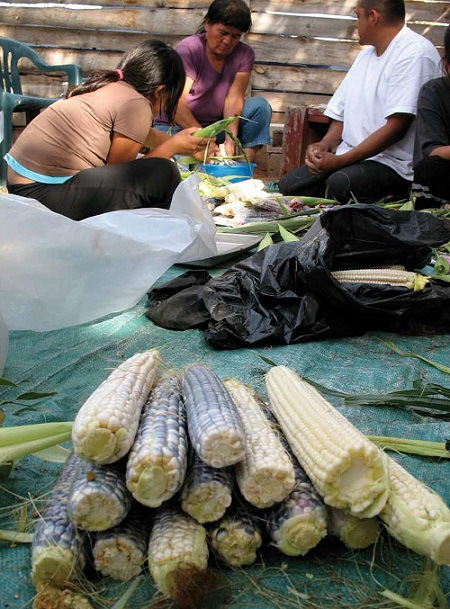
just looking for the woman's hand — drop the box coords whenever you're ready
[170,127,211,156]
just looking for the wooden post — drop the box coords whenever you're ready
[280,106,307,176]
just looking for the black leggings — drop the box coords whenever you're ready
[413,155,450,209]
[278,159,411,203]
[7,157,181,220]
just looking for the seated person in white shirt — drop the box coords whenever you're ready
[277,0,441,203]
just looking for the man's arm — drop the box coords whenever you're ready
[222,71,250,156]
[310,113,414,174]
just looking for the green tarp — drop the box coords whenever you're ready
[0,266,449,608]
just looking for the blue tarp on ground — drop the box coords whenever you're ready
[0,265,449,608]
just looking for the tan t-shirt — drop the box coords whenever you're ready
[9,81,152,177]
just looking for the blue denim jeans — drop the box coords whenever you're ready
[154,96,272,149]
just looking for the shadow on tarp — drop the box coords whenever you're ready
[146,204,450,349]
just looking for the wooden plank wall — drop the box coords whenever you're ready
[1,0,449,125]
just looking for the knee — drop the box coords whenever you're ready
[325,171,352,203]
[244,97,272,122]
[414,155,444,185]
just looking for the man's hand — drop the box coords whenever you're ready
[307,151,345,175]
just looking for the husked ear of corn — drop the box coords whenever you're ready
[379,457,450,565]
[265,366,390,518]
[148,508,209,597]
[31,451,87,585]
[331,268,429,291]
[265,450,327,557]
[67,459,132,531]
[72,350,161,464]
[181,450,233,523]
[92,505,150,582]
[223,378,295,508]
[327,507,379,549]
[209,509,262,567]
[126,372,188,507]
[182,363,245,468]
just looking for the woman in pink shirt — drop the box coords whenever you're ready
[154,0,272,163]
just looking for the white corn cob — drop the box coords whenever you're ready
[327,507,379,549]
[72,350,161,464]
[126,373,188,507]
[181,450,233,523]
[265,366,390,518]
[67,459,132,531]
[148,508,209,598]
[379,457,450,565]
[223,378,295,508]
[182,363,245,468]
[209,509,262,566]
[331,268,428,291]
[92,505,149,581]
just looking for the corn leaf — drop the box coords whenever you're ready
[194,116,243,138]
[0,529,33,544]
[0,377,17,387]
[0,431,72,464]
[380,339,450,374]
[0,421,73,446]
[369,435,450,458]
[257,233,274,251]
[31,444,70,463]
[278,223,300,242]
[111,576,144,609]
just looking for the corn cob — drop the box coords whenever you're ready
[92,505,150,581]
[66,459,132,531]
[331,268,428,291]
[148,507,209,597]
[379,457,450,565]
[223,378,295,508]
[182,363,245,468]
[31,451,87,585]
[265,366,390,518]
[209,509,262,566]
[265,449,327,556]
[72,350,161,464]
[327,507,379,549]
[181,450,234,523]
[126,372,188,507]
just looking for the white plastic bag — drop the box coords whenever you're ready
[0,175,216,332]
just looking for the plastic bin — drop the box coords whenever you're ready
[199,162,256,183]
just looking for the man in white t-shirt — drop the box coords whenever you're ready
[278,0,441,203]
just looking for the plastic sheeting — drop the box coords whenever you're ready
[147,204,450,348]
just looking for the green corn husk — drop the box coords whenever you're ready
[217,214,316,235]
[369,435,450,458]
[193,116,244,138]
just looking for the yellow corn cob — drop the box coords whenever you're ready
[331,268,428,291]
[148,508,208,598]
[223,378,295,508]
[265,366,390,518]
[379,457,450,565]
[327,506,379,549]
[72,350,161,464]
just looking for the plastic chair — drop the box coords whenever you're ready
[0,36,82,186]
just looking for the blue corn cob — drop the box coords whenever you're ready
[67,458,132,531]
[31,451,87,585]
[182,363,245,468]
[126,373,188,507]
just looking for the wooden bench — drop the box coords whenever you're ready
[280,105,331,176]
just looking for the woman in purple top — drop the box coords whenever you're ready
[154,0,272,163]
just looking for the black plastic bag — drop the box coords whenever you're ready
[146,204,450,349]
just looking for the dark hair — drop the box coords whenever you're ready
[70,39,185,124]
[198,0,252,34]
[444,24,450,77]
[358,0,405,24]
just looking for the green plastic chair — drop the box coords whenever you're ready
[0,36,82,186]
